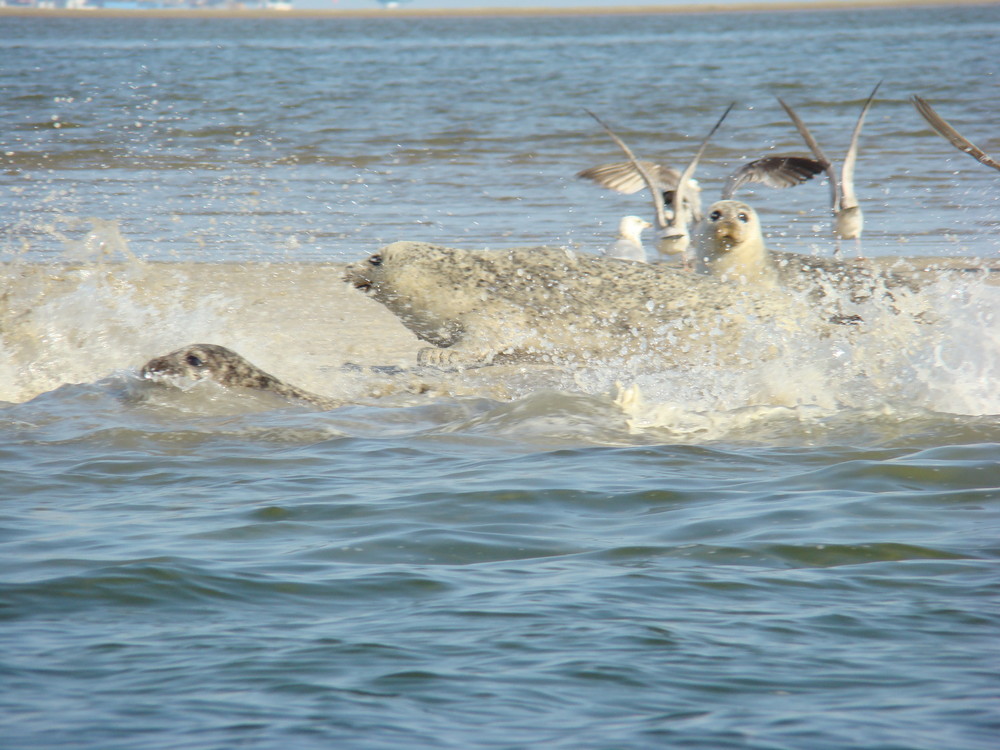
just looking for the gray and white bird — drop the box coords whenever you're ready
[581,107,822,262]
[778,81,882,254]
[603,215,653,262]
[583,105,738,260]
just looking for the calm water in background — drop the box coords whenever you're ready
[2,7,1000,750]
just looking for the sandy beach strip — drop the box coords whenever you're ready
[2,0,998,20]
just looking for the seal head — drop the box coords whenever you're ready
[697,200,774,284]
[141,343,338,409]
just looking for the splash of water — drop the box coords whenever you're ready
[610,269,1000,438]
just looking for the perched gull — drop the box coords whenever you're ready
[580,109,823,262]
[911,95,1000,172]
[778,81,882,254]
[603,215,652,262]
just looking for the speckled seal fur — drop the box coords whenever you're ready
[697,200,922,307]
[141,343,340,410]
[343,241,809,367]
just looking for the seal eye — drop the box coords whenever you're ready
[709,210,722,221]
[368,254,383,267]
[186,354,205,368]
[738,213,749,223]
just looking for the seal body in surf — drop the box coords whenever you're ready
[343,241,800,368]
[696,200,932,319]
[141,343,341,409]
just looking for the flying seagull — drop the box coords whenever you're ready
[778,81,882,255]
[581,107,822,260]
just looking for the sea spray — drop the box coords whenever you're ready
[610,269,1000,437]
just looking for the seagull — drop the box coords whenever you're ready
[911,95,1000,172]
[778,81,882,255]
[577,158,703,225]
[584,105,734,260]
[603,215,652,262]
[581,107,823,261]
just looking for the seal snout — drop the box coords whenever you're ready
[713,220,744,249]
[141,356,172,379]
[343,258,380,293]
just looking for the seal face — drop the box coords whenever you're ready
[141,343,338,409]
[343,241,795,367]
[697,200,774,284]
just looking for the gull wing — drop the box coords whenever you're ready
[669,102,735,230]
[912,95,1000,172]
[585,109,669,229]
[840,81,882,210]
[777,96,839,210]
[721,154,826,199]
[576,160,682,195]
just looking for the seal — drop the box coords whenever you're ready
[141,343,340,409]
[343,241,804,368]
[696,200,775,284]
[696,199,924,315]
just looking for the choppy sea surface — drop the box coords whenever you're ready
[2,7,1000,750]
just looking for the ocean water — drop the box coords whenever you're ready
[2,6,1000,750]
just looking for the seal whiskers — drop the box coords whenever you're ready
[697,200,776,285]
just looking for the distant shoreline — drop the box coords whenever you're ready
[1,0,997,20]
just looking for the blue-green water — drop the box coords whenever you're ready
[2,7,1000,749]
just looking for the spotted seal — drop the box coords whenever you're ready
[343,241,809,368]
[697,200,775,284]
[696,200,926,318]
[141,343,340,410]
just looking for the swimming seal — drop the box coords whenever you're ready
[343,241,809,368]
[697,200,926,317]
[141,343,339,410]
